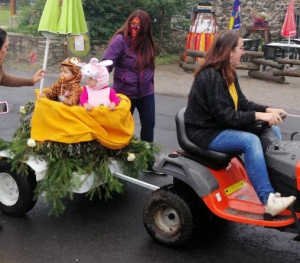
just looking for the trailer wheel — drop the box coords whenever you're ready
[143,184,197,247]
[0,160,37,216]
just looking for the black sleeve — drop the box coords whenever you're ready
[200,70,257,129]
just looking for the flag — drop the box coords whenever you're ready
[229,0,241,30]
[281,0,296,41]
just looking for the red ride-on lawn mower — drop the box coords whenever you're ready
[143,107,300,247]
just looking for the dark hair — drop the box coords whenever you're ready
[110,9,156,70]
[0,28,8,50]
[194,30,242,84]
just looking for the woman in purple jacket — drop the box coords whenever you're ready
[102,10,158,172]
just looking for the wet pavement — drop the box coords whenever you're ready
[0,65,300,262]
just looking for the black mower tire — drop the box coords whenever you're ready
[143,184,198,247]
[0,159,37,216]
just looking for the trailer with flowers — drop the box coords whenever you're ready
[0,95,161,217]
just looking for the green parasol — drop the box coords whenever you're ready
[38,0,88,91]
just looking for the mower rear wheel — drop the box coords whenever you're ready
[143,184,197,247]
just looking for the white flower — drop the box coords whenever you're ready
[255,12,270,21]
[127,153,136,161]
[20,106,26,114]
[27,138,36,147]
[260,12,270,20]
[145,142,151,149]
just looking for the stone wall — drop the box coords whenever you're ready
[5,32,99,72]
[211,0,300,37]
[5,32,66,72]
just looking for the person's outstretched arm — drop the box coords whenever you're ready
[0,65,44,87]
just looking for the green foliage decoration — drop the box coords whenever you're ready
[0,101,161,216]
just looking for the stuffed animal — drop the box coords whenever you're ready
[77,58,113,90]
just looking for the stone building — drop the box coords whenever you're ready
[210,0,300,38]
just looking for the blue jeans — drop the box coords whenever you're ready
[208,129,276,204]
[130,94,155,143]
[271,125,281,141]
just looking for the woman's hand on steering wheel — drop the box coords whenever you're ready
[263,112,282,126]
[265,108,287,125]
[266,107,287,116]
[256,110,286,126]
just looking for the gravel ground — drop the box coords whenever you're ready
[154,63,300,115]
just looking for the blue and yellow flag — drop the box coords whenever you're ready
[229,0,241,30]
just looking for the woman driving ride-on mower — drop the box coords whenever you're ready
[184,30,296,217]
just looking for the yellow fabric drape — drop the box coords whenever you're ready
[31,90,134,149]
[228,82,238,110]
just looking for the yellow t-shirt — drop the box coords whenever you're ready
[228,82,238,110]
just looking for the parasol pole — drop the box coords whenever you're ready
[39,33,52,93]
[287,36,291,61]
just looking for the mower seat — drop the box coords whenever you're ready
[175,107,235,170]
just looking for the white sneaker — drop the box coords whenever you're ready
[264,193,296,217]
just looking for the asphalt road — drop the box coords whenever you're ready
[1,66,300,263]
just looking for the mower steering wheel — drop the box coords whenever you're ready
[247,113,286,135]
[255,112,286,127]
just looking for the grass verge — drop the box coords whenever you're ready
[0,10,11,27]
[156,54,180,65]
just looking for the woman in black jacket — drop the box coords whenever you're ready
[185,30,295,217]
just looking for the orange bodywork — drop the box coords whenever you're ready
[201,157,300,227]
[295,161,300,191]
